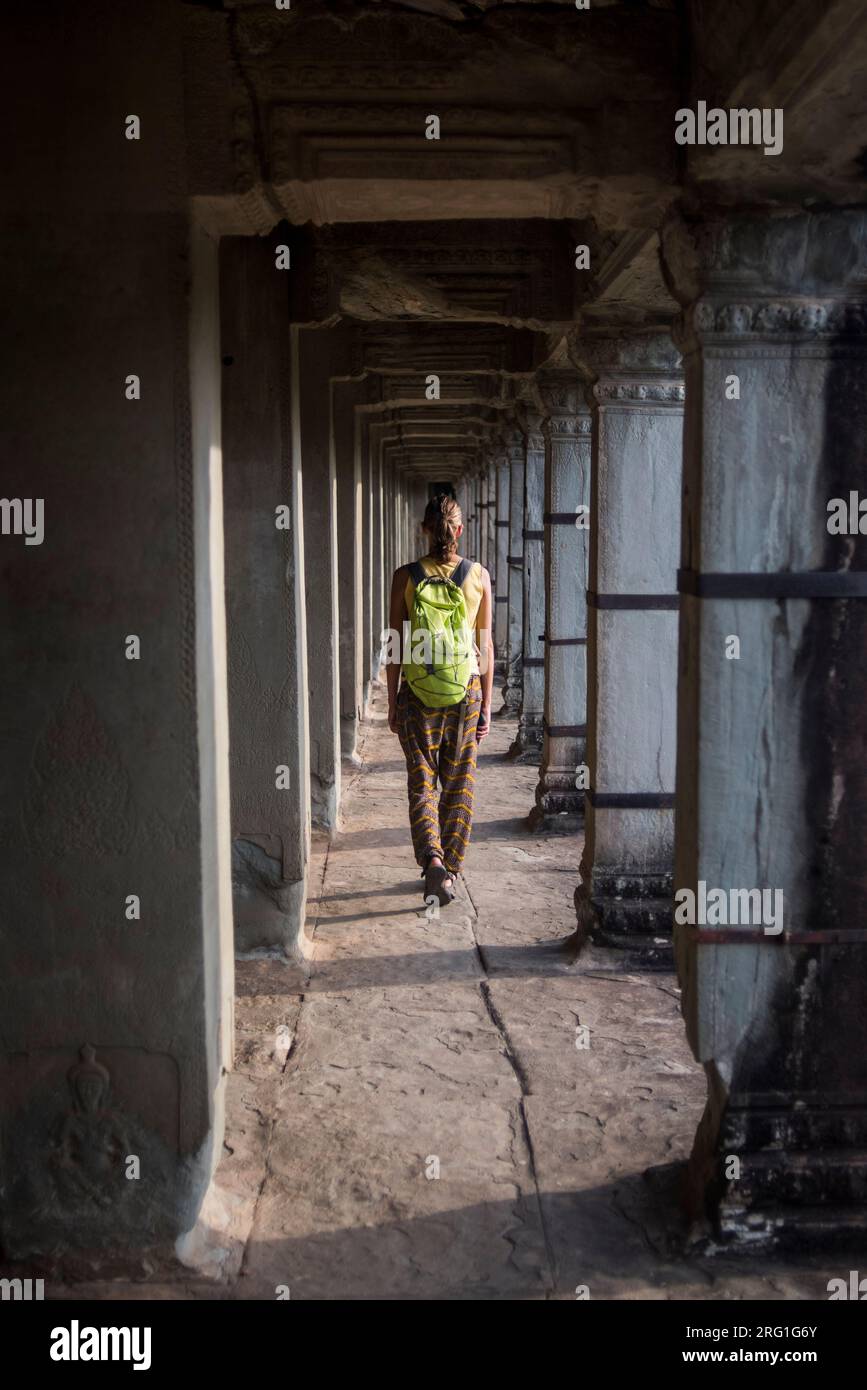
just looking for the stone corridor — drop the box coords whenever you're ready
[51,694,841,1301]
[5,0,867,1294]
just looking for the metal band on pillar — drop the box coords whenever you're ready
[587,591,679,611]
[542,719,586,738]
[678,569,867,598]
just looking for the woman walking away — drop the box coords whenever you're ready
[386,493,493,907]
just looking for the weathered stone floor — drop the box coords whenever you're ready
[49,684,844,1300]
[196,686,840,1302]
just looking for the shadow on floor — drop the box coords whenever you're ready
[468,815,537,842]
[234,1165,831,1301]
[298,938,581,992]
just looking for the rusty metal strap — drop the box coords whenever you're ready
[678,569,867,599]
[587,591,679,611]
[683,927,867,945]
[542,719,586,737]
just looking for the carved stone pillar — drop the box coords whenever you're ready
[478,467,489,570]
[299,327,344,829]
[333,377,366,766]
[501,430,525,713]
[530,374,590,830]
[511,410,545,761]
[222,240,310,952]
[467,470,480,561]
[494,451,510,656]
[661,207,867,1244]
[485,456,498,581]
[359,414,374,704]
[368,426,385,690]
[572,334,684,969]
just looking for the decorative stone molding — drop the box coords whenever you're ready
[661,210,867,353]
[537,374,590,442]
[543,413,592,439]
[537,377,584,416]
[568,328,681,378]
[676,297,867,349]
[594,381,685,403]
[661,209,867,304]
[516,406,545,453]
[503,429,524,460]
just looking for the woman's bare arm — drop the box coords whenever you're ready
[386,566,408,733]
[475,568,494,740]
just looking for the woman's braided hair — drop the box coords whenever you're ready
[423,493,462,561]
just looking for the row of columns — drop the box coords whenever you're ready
[70,211,861,1254]
[451,208,867,1240]
[6,194,864,1256]
[221,266,430,955]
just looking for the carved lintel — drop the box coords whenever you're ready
[568,328,682,379]
[661,209,867,353]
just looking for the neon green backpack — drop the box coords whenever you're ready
[403,558,474,707]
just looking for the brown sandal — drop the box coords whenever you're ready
[422,859,456,907]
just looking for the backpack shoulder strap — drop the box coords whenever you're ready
[450,558,473,589]
[407,560,427,588]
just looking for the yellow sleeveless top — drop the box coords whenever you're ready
[404,555,485,632]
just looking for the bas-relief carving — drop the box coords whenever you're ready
[48,1046,132,1211]
[0,1045,181,1255]
[228,629,292,728]
[22,685,135,858]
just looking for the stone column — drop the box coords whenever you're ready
[456,473,472,558]
[494,451,510,656]
[358,413,373,705]
[530,374,590,830]
[370,436,385,687]
[0,10,232,1256]
[333,377,366,766]
[298,326,344,830]
[384,451,396,585]
[502,429,525,712]
[661,207,867,1243]
[478,468,489,570]
[511,409,545,762]
[486,458,497,578]
[467,469,480,560]
[571,334,684,969]
[221,239,310,953]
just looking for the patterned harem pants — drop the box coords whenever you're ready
[396,673,482,875]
